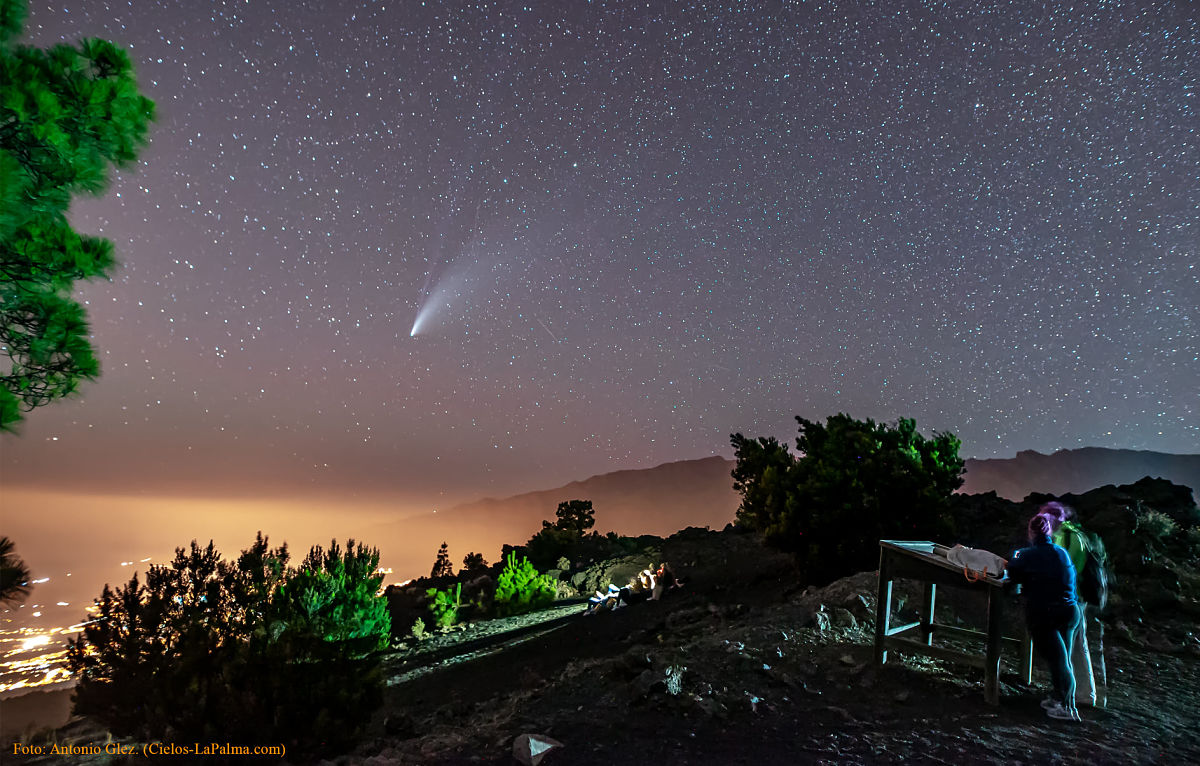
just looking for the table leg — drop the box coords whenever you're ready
[875,555,892,666]
[920,581,936,646]
[984,588,1003,704]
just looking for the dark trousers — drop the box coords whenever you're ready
[1027,604,1082,708]
[618,587,649,606]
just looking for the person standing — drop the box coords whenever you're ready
[1006,512,1082,722]
[1039,500,1099,708]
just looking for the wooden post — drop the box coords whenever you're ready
[920,581,937,646]
[984,587,1004,704]
[875,552,892,666]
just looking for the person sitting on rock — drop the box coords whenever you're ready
[651,562,683,600]
[585,588,613,615]
[617,569,656,608]
[601,583,623,607]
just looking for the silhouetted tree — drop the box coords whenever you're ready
[430,541,453,578]
[730,434,794,531]
[0,536,31,606]
[524,499,599,569]
[0,0,154,429]
[732,414,964,583]
[551,499,595,535]
[461,551,487,574]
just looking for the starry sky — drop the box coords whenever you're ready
[3,0,1197,511]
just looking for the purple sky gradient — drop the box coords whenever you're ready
[3,0,1196,510]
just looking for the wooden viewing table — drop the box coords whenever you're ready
[874,540,1033,704]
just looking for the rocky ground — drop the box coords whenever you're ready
[339,528,1200,765]
[10,527,1198,765]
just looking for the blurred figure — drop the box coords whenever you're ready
[1040,501,1099,708]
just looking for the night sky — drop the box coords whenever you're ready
[3,0,1197,509]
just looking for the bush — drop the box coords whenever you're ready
[1135,509,1178,542]
[460,551,488,576]
[426,582,463,629]
[524,500,598,570]
[67,534,390,754]
[492,551,557,617]
[732,414,964,584]
[525,525,585,571]
[1187,527,1200,559]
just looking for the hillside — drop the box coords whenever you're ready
[363,528,1199,765]
[9,472,1199,764]
[372,456,741,576]
[961,448,1200,502]
[21,520,1199,765]
[374,449,1199,579]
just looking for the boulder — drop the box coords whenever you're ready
[574,553,662,596]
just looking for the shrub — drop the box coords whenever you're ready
[461,551,488,576]
[732,414,964,584]
[492,551,557,617]
[1187,526,1200,559]
[67,534,390,754]
[426,582,463,629]
[524,500,598,570]
[1135,509,1178,542]
[525,525,584,571]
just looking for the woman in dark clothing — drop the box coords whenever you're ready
[1005,513,1082,722]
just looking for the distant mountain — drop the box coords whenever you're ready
[448,455,740,533]
[373,456,741,578]
[961,448,1200,502]
[375,448,1199,580]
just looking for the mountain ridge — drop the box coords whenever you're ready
[375,448,1198,579]
[961,446,1199,501]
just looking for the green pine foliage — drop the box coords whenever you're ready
[0,0,154,429]
[732,414,964,584]
[426,582,463,629]
[411,617,428,640]
[66,534,390,754]
[0,535,31,606]
[492,551,557,617]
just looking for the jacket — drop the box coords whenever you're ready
[1053,520,1088,574]
[1006,535,1077,614]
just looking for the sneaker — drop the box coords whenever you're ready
[1040,696,1056,710]
[1045,702,1081,722]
